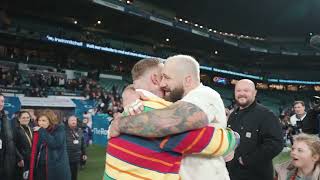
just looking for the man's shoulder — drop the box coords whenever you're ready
[184,85,221,100]
[181,85,224,110]
[246,103,277,121]
[255,103,274,113]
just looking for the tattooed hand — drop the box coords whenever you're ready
[122,85,148,115]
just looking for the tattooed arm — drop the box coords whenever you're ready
[111,101,209,138]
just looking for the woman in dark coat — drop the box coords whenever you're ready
[14,111,33,180]
[29,109,71,180]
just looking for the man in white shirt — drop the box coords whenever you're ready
[290,101,307,133]
[110,55,230,180]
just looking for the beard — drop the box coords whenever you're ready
[164,86,185,102]
[236,96,253,108]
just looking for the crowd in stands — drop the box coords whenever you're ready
[1,60,125,119]
[0,64,21,87]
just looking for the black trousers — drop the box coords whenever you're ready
[69,162,79,180]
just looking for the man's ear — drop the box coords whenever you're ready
[184,75,192,87]
[312,154,320,164]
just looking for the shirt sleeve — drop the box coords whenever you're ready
[181,86,227,128]
[159,127,240,157]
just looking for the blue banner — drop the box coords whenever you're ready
[72,99,95,120]
[92,114,111,146]
[4,96,21,120]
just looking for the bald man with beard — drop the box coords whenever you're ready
[226,79,283,180]
[110,55,230,180]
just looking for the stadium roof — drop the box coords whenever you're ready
[3,0,320,70]
[5,0,320,38]
[142,0,320,37]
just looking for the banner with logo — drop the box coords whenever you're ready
[92,114,111,146]
[72,99,95,119]
[4,96,21,120]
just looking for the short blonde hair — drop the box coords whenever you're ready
[294,133,320,163]
[131,58,163,81]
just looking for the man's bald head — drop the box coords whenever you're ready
[234,79,257,109]
[165,55,200,83]
[235,79,256,91]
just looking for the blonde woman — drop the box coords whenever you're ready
[275,133,320,180]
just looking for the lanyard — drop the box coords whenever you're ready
[20,125,33,148]
[70,129,79,140]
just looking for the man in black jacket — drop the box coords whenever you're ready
[0,93,16,180]
[66,115,87,180]
[302,96,320,135]
[226,79,283,180]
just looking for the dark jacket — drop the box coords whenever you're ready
[0,110,16,180]
[227,101,284,180]
[302,109,320,135]
[65,126,86,163]
[14,124,33,162]
[30,123,71,180]
[14,123,33,179]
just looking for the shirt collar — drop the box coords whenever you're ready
[135,89,160,99]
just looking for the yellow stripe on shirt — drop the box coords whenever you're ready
[199,128,228,156]
[142,98,172,109]
[105,154,180,180]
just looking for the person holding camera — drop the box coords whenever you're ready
[303,96,320,136]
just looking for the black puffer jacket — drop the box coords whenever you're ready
[65,126,86,163]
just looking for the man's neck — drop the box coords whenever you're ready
[239,102,255,110]
[136,89,160,98]
[69,126,77,130]
[184,83,201,96]
[296,113,306,119]
[134,81,162,98]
